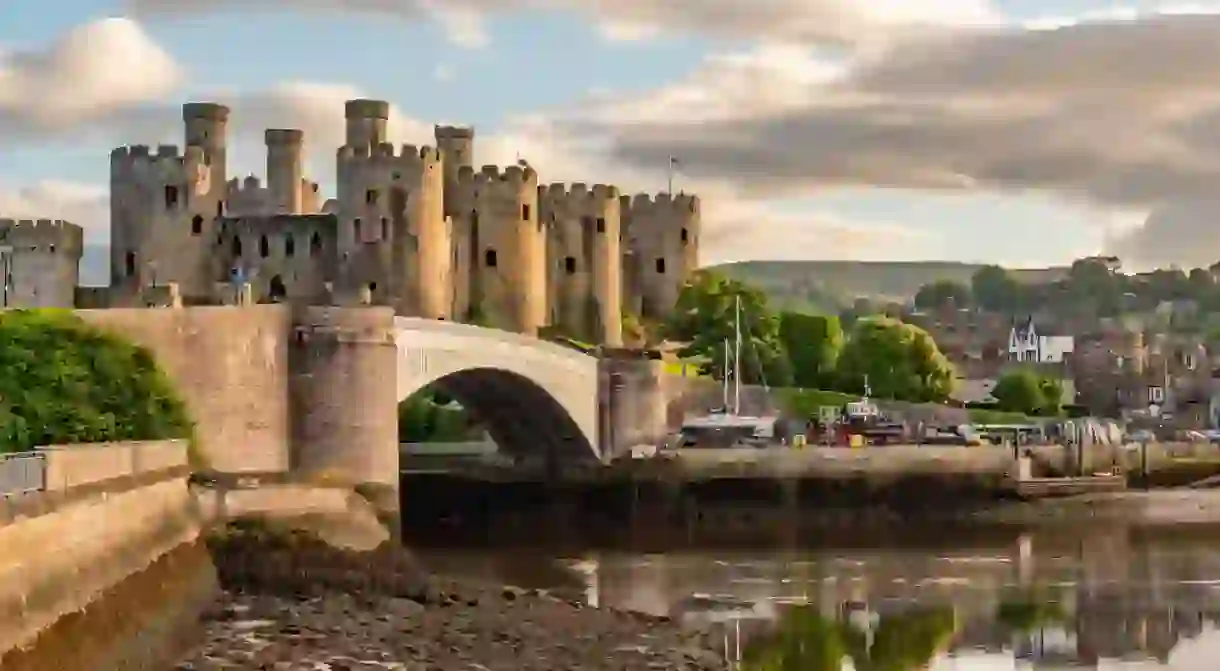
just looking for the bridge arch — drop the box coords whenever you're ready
[394,317,601,463]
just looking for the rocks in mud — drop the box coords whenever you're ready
[176,522,726,670]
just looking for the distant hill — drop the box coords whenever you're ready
[710,260,1069,313]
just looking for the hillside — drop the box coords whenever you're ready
[711,260,1069,312]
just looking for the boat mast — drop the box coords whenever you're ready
[722,337,730,411]
[734,295,742,415]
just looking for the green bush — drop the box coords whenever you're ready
[0,310,194,454]
[776,388,859,417]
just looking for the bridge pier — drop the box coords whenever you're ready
[597,352,669,459]
[289,306,400,530]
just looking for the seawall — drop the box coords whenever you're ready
[0,440,215,670]
[399,444,1220,549]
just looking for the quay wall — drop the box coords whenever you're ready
[399,443,1220,549]
[0,440,215,671]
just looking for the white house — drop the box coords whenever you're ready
[1008,318,1074,364]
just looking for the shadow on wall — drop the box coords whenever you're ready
[416,367,595,463]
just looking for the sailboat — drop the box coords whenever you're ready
[676,295,781,449]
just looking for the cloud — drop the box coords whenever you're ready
[555,11,1220,212]
[1109,201,1220,270]
[0,181,109,243]
[124,0,1000,49]
[0,18,182,137]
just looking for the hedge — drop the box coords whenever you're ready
[0,310,194,454]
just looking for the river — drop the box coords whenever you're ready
[413,524,1220,669]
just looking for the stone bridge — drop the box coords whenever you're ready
[76,304,676,509]
[394,317,601,463]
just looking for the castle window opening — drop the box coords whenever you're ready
[680,228,688,244]
[485,248,498,267]
[310,232,322,257]
[231,236,242,258]
[596,218,605,233]
[366,189,378,205]
[49,245,55,253]
[125,251,136,278]
[259,235,270,258]
[368,282,377,292]
[268,275,287,303]
[655,258,666,274]
[312,184,319,192]
[216,201,224,217]
[164,185,179,209]
[521,204,530,220]
[381,217,389,240]
[191,215,203,235]
[392,172,401,180]
[564,256,576,275]
[285,234,296,258]
[354,218,362,241]
[582,216,593,230]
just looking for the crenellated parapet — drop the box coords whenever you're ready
[336,142,443,167]
[0,218,84,257]
[110,144,212,197]
[456,164,538,187]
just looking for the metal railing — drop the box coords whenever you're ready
[0,451,46,497]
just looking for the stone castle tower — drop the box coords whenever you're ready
[107,99,700,343]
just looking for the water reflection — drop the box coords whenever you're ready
[417,526,1220,670]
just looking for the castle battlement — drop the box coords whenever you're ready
[620,192,700,215]
[336,142,442,163]
[0,218,84,254]
[539,183,620,201]
[434,125,474,140]
[456,164,538,185]
[111,144,211,194]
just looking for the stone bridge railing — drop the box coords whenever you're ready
[393,317,596,367]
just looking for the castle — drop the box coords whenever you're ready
[76,99,698,343]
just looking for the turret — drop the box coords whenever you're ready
[620,192,700,320]
[265,128,304,214]
[345,99,389,152]
[183,102,229,188]
[538,182,623,345]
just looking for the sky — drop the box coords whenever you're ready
[4,1,1220,270]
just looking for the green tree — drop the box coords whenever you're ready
[835,317,955,402]
[0,310,193,454]
[778,312,843,388]
[1038,376,1065,415]
[665,270,793,386]
[913,280,972,310]
[990,368,1047,416]
[970,265,1022,313]
[742,606,847,671]
[398,388,478,443]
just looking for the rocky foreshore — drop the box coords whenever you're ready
[174,522,727,670]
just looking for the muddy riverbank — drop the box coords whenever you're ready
[174,522,727,670]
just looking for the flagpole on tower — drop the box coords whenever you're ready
[667,156,677,194]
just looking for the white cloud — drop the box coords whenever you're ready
[0,18,182,136]
[0,181,108,243]
[124,0,1001,49]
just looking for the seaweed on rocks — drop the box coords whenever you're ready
[179,521,726,670]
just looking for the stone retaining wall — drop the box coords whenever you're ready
[0,440,203,667]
